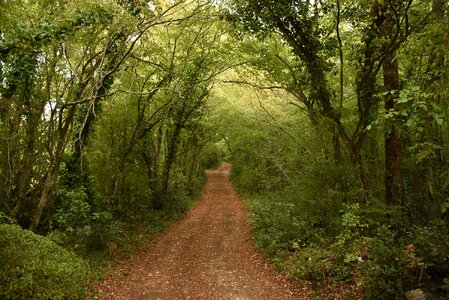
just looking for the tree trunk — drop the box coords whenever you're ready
[383,55,402,205]
[30,106,76,231]
[332,124,342,161]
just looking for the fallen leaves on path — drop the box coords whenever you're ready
[96,162,312,299]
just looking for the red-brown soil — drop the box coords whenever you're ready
[96,162,312,299]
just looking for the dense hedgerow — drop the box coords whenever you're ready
[244,191,449,299]
[0,224,89,300]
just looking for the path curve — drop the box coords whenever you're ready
[97,162,311,299]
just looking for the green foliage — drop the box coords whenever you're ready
[0,0,448,298]
[247,196,305,254]
[48,183,118,253]
[200,142,228,170]
[287,247,337,282]
[162,171,193,215]
[355,226,404,300]
[247,194,409,297]
[0,211,15,224]
[216,0,449,298]
[0,224,89,300]
[336,204,369,246]
[406,225,449,272]
[53,187,91,234]
[245,180,449,298]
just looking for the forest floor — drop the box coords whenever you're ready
[95,162,312,299]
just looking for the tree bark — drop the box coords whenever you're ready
[30,105,76,231]
[383,55,402,205]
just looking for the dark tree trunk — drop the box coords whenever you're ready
[383,55,402,205]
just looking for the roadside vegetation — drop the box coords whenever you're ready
[0,0,225,297]
[1,0,449,299]
[217,1,449,298]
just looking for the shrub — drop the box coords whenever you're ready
[248,197,304,254]
[0,224,89,300]
[356,225,404,299]
[407,224,449,270]
[49,185,124,254]
[288,246,336,282]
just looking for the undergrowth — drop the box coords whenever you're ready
[0,170,208,299]
[0,223,89,300]
[243,190,449,299]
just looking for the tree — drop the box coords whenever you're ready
[86,2,232,214]
[226,0,423,203]
[0,0,219,230]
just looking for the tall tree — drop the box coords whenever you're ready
[227,0,418,201]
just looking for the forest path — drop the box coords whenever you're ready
[96,162,311,300]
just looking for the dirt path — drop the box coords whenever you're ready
[97,162,312,299]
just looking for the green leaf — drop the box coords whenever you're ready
[435,115,444,126]
[406,118,416,127]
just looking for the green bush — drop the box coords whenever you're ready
[246,193,411,299]
[0,224,89,300]
[248,196,304,254]
[288,246,337,282]
[356,225,404,299]
[49,186,119,253]
[407,224,449,269]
